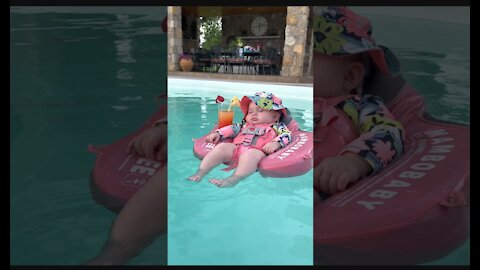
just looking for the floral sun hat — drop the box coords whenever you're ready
[313,6,401,76]
[239,91,288,120]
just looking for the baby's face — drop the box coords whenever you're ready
[313,53,356,98]
[245,102,279,125]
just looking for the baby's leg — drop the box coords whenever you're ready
[209,148,265,188]
[84,166,167,265]
[187,143,235,181]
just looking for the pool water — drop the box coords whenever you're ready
[367,14,470,126]
[10,7,167,265]
[167,78,313,265]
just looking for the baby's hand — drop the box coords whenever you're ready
[126,125,166,161]
[314,152,372,195]
[262,141,282,154]
[205,132,221,144]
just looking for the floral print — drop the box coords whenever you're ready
[337,6,372,40]
[313,16,346,54]
[314,6,401,76]
[257,97,274,110]
[246,91,285,111]
[338,95,405,175]
[272,122,292,147]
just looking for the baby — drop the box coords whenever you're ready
[188,91,292,187]
[312,6,406,202]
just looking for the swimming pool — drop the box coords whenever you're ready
[365,13,470,126]
[10,7,167,265]
[167,78,313,265]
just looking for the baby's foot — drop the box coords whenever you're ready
[187,169,207,182]
[209,175,242,188]
[187,174,202,182]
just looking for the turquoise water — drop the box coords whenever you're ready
[359,15,470,265]
[167,78,313,265]
[10,7,167,265]
[368,14,470,125]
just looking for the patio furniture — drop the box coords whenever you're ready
[210,45,228,73]
[252,48,279,75]
[193,49,213,72]
[226,48,247,74]
[243,50,261,75]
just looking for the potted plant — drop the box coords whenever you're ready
[179,53,194,72]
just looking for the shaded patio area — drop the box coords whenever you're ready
[168,6,313,83]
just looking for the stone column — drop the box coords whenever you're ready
[281,6,310,78]
[304,8,314,77]
[168,7,183,72]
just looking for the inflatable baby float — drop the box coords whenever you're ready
[88,97,167,213]
[192,105,314,178]
[313,70,470,265]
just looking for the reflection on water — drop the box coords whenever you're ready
[11,7,166,265]
[366,14,470,127]
[394,48,470,125]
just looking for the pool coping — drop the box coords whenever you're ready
[168,72,313,87]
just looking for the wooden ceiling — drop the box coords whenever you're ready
[182,6,287,17]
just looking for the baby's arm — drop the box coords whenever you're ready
[214,123,243,138]
[272,122,293,148]
[339,95,405,175]
[315,95,405,195]
[263,122,293,154]
[205,123,242,143]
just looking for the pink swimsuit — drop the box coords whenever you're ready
[217,123,282,171]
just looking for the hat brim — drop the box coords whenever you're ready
[367,49,389,76]
[240,96,288,121]
[239,96,251,117]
